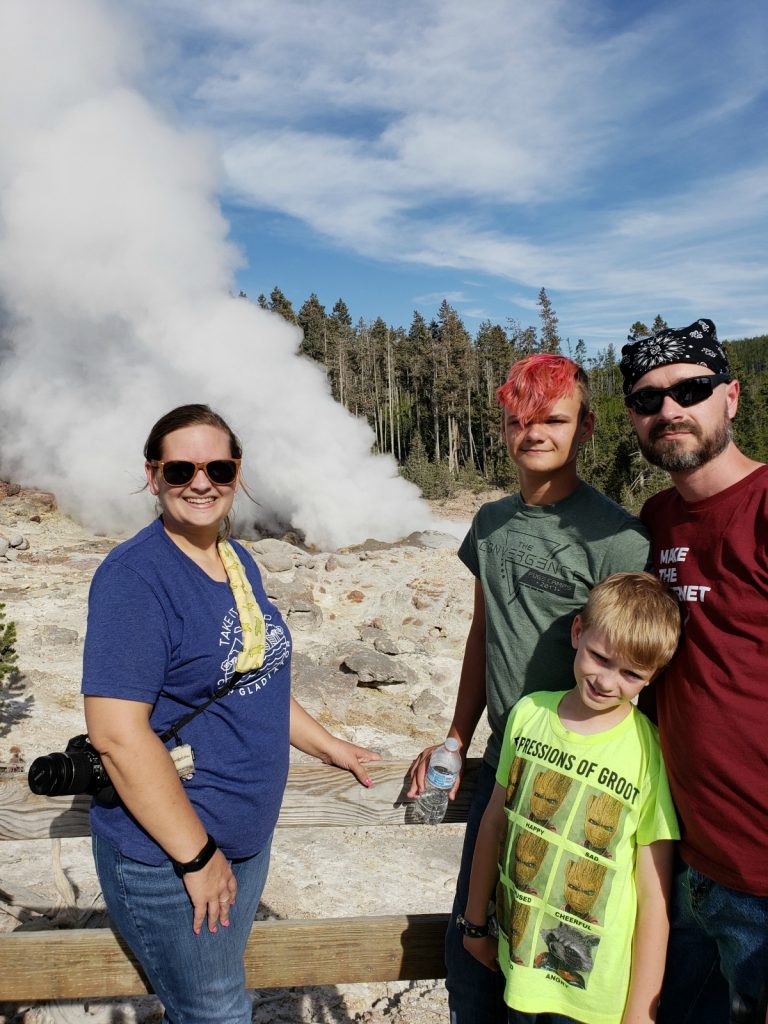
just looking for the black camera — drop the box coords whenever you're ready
[28,734,118,807]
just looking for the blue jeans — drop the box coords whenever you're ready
[657,856,768,1024]
[447,759,507,1024]
[94,833,272,1024]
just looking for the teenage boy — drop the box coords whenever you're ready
[622,319,768,1023]
[408,354,651,1023]
[463,572,680,1024]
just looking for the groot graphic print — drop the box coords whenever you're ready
[493,692,678,1024]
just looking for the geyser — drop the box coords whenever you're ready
[0,0,433,550]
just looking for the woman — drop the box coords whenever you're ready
[83,404,379,1024]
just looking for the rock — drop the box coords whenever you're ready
[10,536,29,550]
[255,550,293,573]
[412,595,432,610]
[358,626,400,655]
[373,635,400,656]
[0,538,9,557]
[292,566,319,590]
[2,488,56,514]
[405,530,460,550]
[39,625,79,645]
[411,689,446,717]
[262,576,292,609]
[332,553,359,569]
[287,599,323,629]
[325,554,338,571]
[250,538,300,572]
[291,652,357,721]
[4,548,18,562]
[346,590,365,603]
[0,480,21,499]
[341,648,417,687]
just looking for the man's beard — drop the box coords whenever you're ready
[638,410,732,472]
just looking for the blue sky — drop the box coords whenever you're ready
[125,0,767,353]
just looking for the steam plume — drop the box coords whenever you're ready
[0,0,435,550]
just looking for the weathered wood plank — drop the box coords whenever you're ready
[0,913,450,1000]
[0,759,480,840]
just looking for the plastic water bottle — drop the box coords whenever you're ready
[413,738,462,824]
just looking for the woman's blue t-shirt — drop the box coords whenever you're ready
[81,518,292,864]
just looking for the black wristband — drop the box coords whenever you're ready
[171,834,218,877]
[455,913,489,938]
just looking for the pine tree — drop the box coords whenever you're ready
[329,299,354,406]
[537,288,562,354]
[0,603,17,685]
[268,286,298,324]
[651,314,668,333]
[475,321,512,479]
[298,292,328,363]
[628,321,649,340]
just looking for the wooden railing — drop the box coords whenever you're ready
[0,759,480,1002]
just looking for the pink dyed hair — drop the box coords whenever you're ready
[496,354,591,426]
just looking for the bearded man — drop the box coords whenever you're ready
[622,319,768,1024]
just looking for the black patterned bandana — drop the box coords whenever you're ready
[619,319,729,395]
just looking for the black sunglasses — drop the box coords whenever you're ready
[625,373,731,415]
[150,459,241,487]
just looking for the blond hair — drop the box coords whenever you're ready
[580,572,680,671]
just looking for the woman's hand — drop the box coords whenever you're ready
[316,734,382,787]
[183,849,239,935]
[289,697,381,786]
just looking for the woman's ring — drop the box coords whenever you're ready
[219,898,230,904]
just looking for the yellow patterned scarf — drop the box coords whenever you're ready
[217,540,266,673]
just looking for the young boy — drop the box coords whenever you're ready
[408,354,652,1022]
[462,572,680,1024]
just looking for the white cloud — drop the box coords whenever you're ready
[118,0,768,339]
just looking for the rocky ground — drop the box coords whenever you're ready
[0,485,504,1023]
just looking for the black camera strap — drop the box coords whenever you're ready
[158,672,245,745]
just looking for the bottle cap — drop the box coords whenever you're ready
[444,737,459,751]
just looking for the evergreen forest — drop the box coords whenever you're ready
[254,286,768,514]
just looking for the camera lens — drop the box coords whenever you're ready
[28,752,96,796]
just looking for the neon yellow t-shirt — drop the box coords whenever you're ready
[495,691,678,1024]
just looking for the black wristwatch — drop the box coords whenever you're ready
[171,834,218,877]
[455,913,489,938]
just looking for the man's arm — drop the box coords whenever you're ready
[462,780,507,971]
[622,839,675,1024]
[407,579,487,797]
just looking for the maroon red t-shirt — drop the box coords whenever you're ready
[642,464,768,895]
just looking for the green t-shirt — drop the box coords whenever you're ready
[459,483,651,766]
[495,691,679,1024]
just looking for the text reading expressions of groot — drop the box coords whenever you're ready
[563,859,608,922]
[529,770,573,827]
[514,831,549,893]
[506,756,525,808]
[584,793,623,856]
[510,901,531,963]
